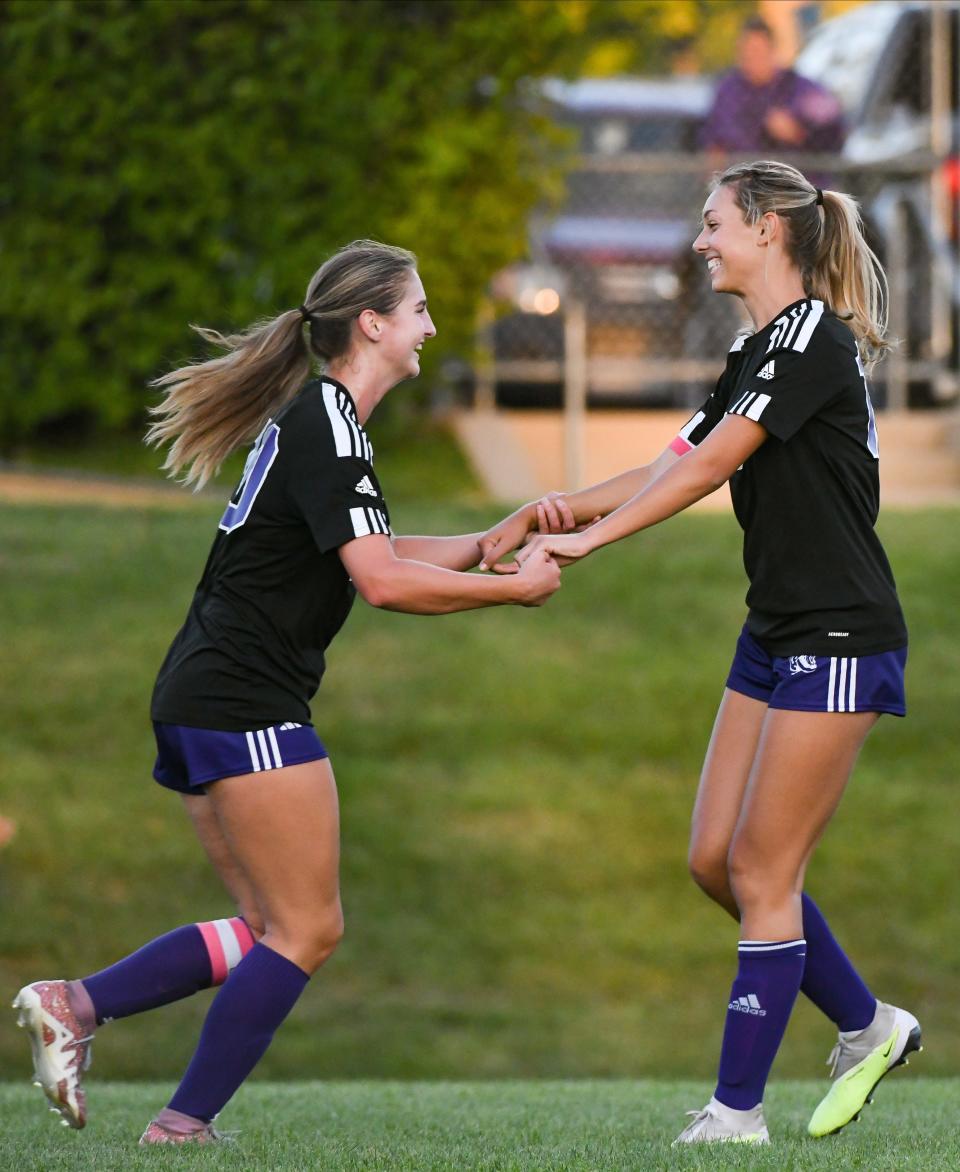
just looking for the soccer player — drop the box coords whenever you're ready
[12,240,560,1144]
[479,161,921,1144]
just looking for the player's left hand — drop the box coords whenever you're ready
[478,505,533,573]
[514,530,594,569]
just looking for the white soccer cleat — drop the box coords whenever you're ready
[12,980,93,1129]
[673,1096,770,1145]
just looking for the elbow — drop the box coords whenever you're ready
[696,456,732,496]
[356,572,398,610]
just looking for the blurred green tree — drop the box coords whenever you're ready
[1,0,747,445]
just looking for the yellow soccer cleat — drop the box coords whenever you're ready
[808,1001,922,1137]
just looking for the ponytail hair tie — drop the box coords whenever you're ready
[815,188,824,206]
[298,305,311,323]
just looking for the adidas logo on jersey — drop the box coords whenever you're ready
[756,360,776,380]
[354,475,377,498]
[729,993,766,1016]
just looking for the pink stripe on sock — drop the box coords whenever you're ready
[229,916,256,958]
[197,921,228,985]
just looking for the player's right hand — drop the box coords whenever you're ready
[534,491,576,535]
[513,547,562,606]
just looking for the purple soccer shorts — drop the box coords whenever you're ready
[726,625,907,716]
[152,721,329,794]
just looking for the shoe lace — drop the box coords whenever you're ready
[826,1036,854,1077]
[205,1125,238,1144]
[680,1104,719,1136]
[64,1032,94,1071]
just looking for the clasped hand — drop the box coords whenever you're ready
[478,492,601,573]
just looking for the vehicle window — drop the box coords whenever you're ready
[795,2,902,119]
[579,116,697,155]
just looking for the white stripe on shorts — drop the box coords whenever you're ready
[213,918,243,972]
[256,729,271,770]
[827,657,859,713]
[245,730,262,772]
[266,726,283,768]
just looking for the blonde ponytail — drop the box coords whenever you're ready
[811,189,888,367]
[147,310,309,489]
[715,161,890,369]
[147,240,417,488]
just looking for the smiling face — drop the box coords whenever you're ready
[692,183,764,299]
[376,269,436,382]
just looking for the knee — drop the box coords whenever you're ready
[726,839,793,911]
[237,906,266,940]
[688,839,732,904]
[270,903,344,974]
[311,906,345,968]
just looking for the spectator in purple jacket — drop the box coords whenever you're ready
[701,17,845,158]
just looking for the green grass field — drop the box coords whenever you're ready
[2,489,957,1085]
[1,1078,955,1170]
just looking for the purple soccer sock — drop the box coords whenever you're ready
[167,942,309,1123]
[715,938,807,1110]
[800,893,876,1032]
[74,918,255,1026]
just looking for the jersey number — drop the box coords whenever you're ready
[218,422,280,533]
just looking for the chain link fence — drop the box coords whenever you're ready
[471,4,959,416]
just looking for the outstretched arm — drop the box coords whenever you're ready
[478,447,680,570]
[340,534,560,614]
[515,415,766,567]
[391,533,484,571]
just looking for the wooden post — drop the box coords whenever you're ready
[886,200,909,412]
[563,297,587,491]
[473,297,496,413]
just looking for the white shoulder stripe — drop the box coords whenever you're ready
[728,390,770,423]
[767,314,790,352]
[766,300,825,354]
[793,299,824,351]
[678,410,706,441]
[349,506,371,537]
[781,305,807,350]
[337,388,374,462]
[349,506,389,538]
[744,392,771,421]
[322,382,354,457]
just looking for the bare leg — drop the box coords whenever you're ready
[688,688,768,916]
[202,757,343,974]
[155,758,343,1130]
[729,709,878,940]
[181,793,265,937]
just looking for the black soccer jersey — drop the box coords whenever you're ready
[151,378,390,731]
[676,298,907,656]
